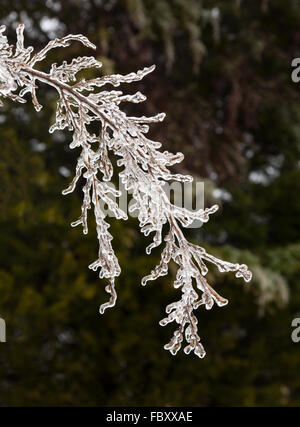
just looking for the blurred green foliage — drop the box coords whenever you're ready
[0,0,300,406]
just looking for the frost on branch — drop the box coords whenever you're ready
[0,24,252,358]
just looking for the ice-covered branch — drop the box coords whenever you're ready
[0,24,252,357]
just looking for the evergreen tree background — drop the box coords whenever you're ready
[0,0,300,406]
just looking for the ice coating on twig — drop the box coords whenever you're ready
[0,25,252,357]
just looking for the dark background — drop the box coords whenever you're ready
[0,0,300,406]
